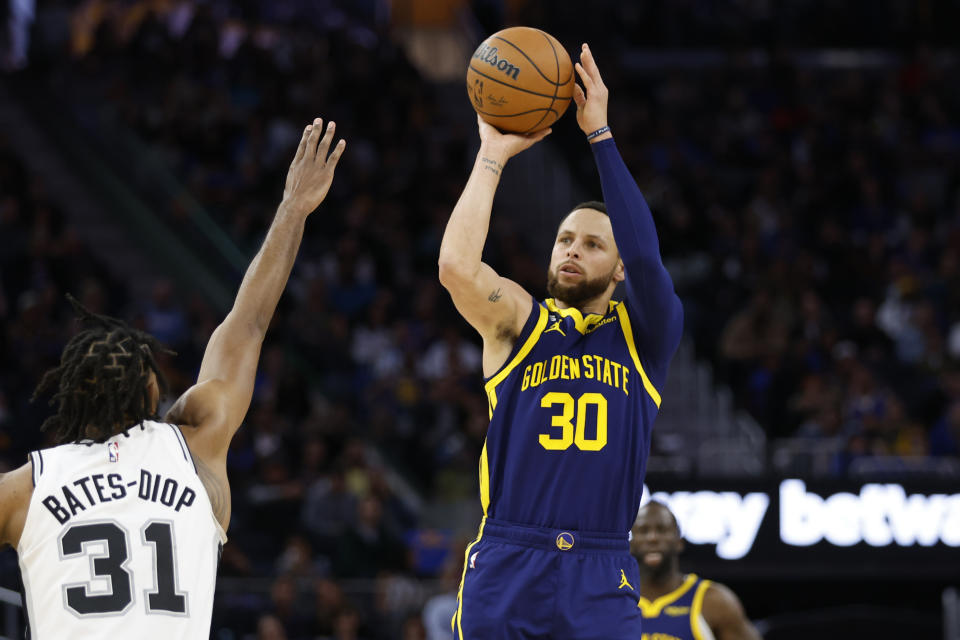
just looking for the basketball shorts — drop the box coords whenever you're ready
[452,517,644,639]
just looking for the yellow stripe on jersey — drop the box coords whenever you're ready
[615,302,662,407]
[690,579,712,640]
[484,304,549,415]
[479,440,490,515]
[453,516,487,638]
[456,307,548,634]
[638,574,699,617]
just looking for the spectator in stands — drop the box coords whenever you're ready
[256,614,288,640]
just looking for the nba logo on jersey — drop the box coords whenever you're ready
[108,441,119,462]
[469,551,479,569]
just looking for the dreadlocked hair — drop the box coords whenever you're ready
[31,294,175,444]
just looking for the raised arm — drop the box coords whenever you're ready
[438,116,548,375]
[574,44,683,371]
[166,118,345,462]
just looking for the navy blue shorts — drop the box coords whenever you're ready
[452,518,643,639]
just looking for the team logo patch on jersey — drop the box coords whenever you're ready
[108,441,119,462]
[664,606,690,616]
[544,319,566,336]
[469,551,479,568]
[555,532,575,550]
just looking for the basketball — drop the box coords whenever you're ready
[466,27,574,133]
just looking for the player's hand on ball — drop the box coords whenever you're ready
[573,43,609,137]
[477,115,551,162]
[282,118,346,216]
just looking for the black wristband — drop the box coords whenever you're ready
[586,126,611,141]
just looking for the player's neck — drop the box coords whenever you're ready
[639,570,686,600]
[81,424,116,441]
[82,418,141,441]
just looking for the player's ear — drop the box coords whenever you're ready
[613,258,625,283]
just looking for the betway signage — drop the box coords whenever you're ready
[640,479,960,565]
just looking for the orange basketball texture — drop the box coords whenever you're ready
[466,27,574,133]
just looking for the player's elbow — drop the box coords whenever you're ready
[438,258,475,290]
[218,311,269,343]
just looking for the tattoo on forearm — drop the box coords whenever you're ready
[488,288,503,302]
[481,157,503,176]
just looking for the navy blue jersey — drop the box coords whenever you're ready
[480,297,663,533]
[453,137,684,636]
[638,574,713,640]
[475,137,684,535]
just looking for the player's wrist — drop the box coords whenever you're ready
[586,125,612,143]
[477,145,510,169]
[277,199,315,219]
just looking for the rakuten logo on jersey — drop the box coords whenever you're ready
[780,479,960,547]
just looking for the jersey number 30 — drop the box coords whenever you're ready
[59,520,187,617]
[539,392,608,451]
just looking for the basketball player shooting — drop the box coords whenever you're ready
[439,43,683,638]
[0,118,344,638]
[633,502,761,640]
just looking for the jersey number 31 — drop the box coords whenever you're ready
[59,520,188,617]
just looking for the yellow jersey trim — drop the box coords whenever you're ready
[479,440,490,515]
[615,302,662,407]
[638,573,699,617]
[453,516,487,638]
[484,304,549,415]
[690,579,712,640]
[544,298,615,334]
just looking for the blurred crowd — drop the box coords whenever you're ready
[513,0,960,47]
[2,0,960,637]
[622,48,959,470]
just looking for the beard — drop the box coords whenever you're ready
[546,264,617,308]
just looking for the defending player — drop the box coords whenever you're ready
[633,502,761,640]
[0,118,345,637]
[438,43,683,638]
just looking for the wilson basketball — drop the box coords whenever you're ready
[466,27,574,133]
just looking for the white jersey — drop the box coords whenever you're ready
[17,420,227,639]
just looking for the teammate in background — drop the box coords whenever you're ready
[439,43,683,638]
[0,117,345,638]
[633,501,762,640]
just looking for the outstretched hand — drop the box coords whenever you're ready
[282,118,347,216]
[573,43,609,138]
[477,115,552,162]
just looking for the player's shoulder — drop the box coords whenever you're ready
[0,461,35,547]
[703,579,737,601]
[701,579,747,620]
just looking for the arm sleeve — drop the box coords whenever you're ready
[591,137,683,372]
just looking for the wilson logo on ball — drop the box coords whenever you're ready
[472,44,521,80]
